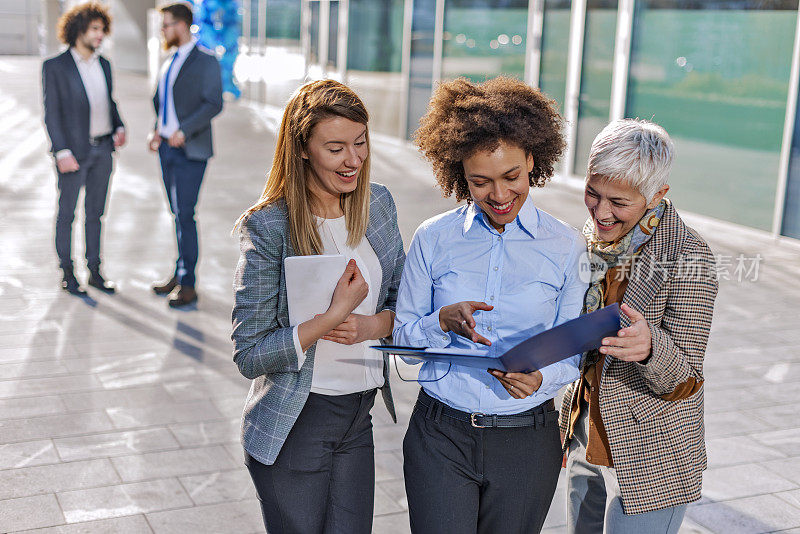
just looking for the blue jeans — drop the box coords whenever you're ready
[158,143,207,287]
[566,411,687,534]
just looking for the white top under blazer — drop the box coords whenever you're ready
[291,216,384,395]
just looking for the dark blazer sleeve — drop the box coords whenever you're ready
[100,58,124,131]
[42,59,67,154]
[179,54,223,138]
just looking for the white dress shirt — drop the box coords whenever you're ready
[157,38,197,138]
[291,216,385,396]
[56,48,119,161]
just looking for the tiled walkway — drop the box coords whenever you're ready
[1,56,800,533]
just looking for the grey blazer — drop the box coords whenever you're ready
[152,45,222,161]
[42,50,124,160]
[232,183,405,466]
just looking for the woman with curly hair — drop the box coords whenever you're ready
[393,77,588,533]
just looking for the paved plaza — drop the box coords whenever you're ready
[1,56,800,533]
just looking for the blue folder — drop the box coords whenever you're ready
[371,303,621,373]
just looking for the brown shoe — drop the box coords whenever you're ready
[168,285,197,308]
[152,276,178,295]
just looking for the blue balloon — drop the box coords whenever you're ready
[187,0,241,98]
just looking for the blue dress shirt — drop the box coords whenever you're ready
[393,194,588,415]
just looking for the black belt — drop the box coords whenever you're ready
[89,134,112,146]
[416,389,555,429]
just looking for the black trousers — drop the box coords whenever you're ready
[245,389,377,534]
[55,140,113,271]
[403,389,562,534]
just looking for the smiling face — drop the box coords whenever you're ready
[584,174,669,243]
[303,116,368,216]
[463,141,534,232]
[78,19,107,52]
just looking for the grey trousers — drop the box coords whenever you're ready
[55,140,113,271]
[244,389,377,534]
[566,410,687,534]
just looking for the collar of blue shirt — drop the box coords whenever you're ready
[462,193,539,239]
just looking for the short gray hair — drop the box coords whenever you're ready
[587,119,673,202]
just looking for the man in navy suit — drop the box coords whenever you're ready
[42,1,125,295]
[148,2,223,308]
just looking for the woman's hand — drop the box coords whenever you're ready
[439,301,494,346]
[488,369,543,399]
[327,259,369,322]
[321,313,375,345]
[599,303,652,362]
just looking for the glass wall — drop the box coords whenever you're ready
[406,0,437,139]
[347,0,406,137]
[328,0,339,68]
[783,87,800,239]
[247,0,259,40]
[309,1,320,64]
[441,0,529,82]
[348,0,404,72]
[278,0,800,237]
[266,0,301,42]
[573,0,618,176]
[538,0,571,112]
[626,0,798,231]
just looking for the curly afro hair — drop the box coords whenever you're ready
[415,77,565,201]
[57,2,111,47]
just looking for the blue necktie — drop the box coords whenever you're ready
[161,52,178,126]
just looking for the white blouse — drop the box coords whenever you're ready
[291,216,384,395]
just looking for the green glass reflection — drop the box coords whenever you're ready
[309,2,320,64]
[266,0,301,41]
[442,0,529,82]
[574,4,617,176]
[248,0,258,39]
[347,0,404,72]
[539,0,571,112]
[328,1,339,67]
[626,2,798,230]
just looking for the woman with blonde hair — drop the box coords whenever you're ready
[232,79,405,533]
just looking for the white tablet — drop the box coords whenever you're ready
[283,254,347,326]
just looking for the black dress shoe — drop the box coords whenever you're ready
[168,285,198,308]
[152,276,178,295]
[61,272,87,296]
[88,270,116,293]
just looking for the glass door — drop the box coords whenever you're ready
[573,0,618,176]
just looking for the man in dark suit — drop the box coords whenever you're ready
[148,2,223,308]
[42,1,125,295]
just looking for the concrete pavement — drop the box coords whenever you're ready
[1,56,800,533]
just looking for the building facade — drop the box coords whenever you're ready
[240,0,800,240]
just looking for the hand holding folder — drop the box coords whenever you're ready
[372,304,621,373]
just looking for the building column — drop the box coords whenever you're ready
[108,0,153,73]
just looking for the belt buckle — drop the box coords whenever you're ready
[470,412,487,428]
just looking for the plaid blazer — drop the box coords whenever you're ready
[232,183,405,466]
[559,202,718,515]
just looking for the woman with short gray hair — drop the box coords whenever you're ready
[560,118,719,533]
